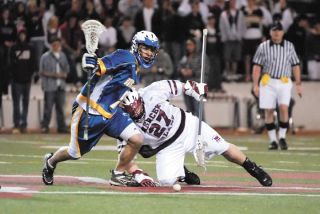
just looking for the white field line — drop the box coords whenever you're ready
[1,175,320,191]
[1,188,320,197]
[1,153,320,173]
[0,161,11,164]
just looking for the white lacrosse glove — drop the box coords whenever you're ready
[184,80,208,101]
[82,53,97,71]
[132,170,157,187]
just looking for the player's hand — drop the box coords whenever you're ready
[253,85,259,97]
[184,80,208,101]
[82,53,97,71]
[133,170,157,187]
[296,84,302,98]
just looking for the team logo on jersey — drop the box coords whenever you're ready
[213,135,221,142]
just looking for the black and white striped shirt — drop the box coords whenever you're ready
[253,40,300,78]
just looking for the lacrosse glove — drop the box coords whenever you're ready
[82,53,97,71]
[184,80,208,101]
[132,170,157,187]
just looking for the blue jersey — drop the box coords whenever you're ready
[76,49,140,118]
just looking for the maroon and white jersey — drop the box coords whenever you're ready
[136,80,184,149]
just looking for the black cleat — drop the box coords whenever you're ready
[268,141,278,150]
[243,158,272,187]
[279,138,288,150]
[109,170,140,187]
[178,166,200,185]
[42,153,55,185]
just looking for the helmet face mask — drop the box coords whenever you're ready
[131,31,160,69]
[121,90,145,121]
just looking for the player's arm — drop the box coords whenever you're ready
[142,80,208,102]
[117,139,157,187]
[252,64,262,97]
[292,65,302,97]
[252,44,264,97]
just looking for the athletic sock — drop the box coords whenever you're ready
[47,159,55,169]
[242,158,255,171]
[279,121,289,139]
[265,123,277,142]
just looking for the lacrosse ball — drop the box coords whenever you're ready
[172,183,181,192]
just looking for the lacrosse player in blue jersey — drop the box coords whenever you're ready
[42,31,160,187]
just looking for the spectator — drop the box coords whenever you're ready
[160,0,188,78]
[178,38,210,117]
[116,16,136,50]
[39,37,69,134]
[0,7,15,123]
[272,0,296,33]
[306,19,320,80]
[185,0,205,39]
[13,2,28,32]
[178,0,210,24]
[206,14,224,92]
[64,0,85,22]
[219,0,245,81]
[140,46,173,86]
[44,15,61,51]
[60,12,83,84]
[26,0,45,73]
[134,0,162,37]
[286,15,309,75]
[118,0,142,20]
[83,0,100,21]
[98,15,117,55]
[100,0,120,26]
[10,29,35,134]
[242,0,264,82]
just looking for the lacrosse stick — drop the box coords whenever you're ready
[81,20,106,140]
[194,28,208,170]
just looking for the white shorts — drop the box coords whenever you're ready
[156,112,230,185]
[259,78,292,109]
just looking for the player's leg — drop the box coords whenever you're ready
[104,109,142,186]
[155,141,186,186]
[42,103,107,185]
[200,121,272,186]
[260,81,278,149]
[277,80,293,150]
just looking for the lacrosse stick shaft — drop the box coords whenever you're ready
[81,20,106,140]
[83,69,95,140]
[194,29,208,170]
[198,29,208,136]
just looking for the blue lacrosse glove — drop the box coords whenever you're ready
[82,53,97,71]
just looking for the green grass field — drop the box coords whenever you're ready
[1,133,320,214]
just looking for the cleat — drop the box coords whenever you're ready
[279,138,288,150]
[246,162,272,186]
[109,170,140,187]
[42,153,55,185]
[268,141,278,150]
[178,166,200,185]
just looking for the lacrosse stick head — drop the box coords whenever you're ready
[193,136,207,171]
[81,20,106,54]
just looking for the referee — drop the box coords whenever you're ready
[252,22,302,150]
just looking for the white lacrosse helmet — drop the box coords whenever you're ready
[131,31,160,69]
[122,89,145,120]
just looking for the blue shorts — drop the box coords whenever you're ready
[67,103,134,158]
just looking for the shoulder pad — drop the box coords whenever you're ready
[102,49,136,70]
